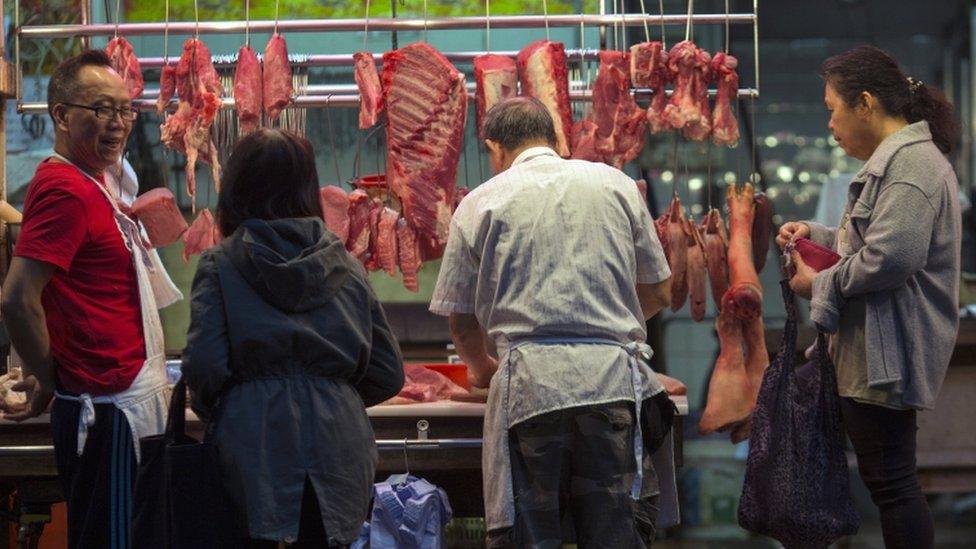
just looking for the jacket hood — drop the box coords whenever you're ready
[222,217,351,312]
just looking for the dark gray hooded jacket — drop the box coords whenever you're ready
[181,217,404,544]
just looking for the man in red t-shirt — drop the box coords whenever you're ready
[1,50,158,548]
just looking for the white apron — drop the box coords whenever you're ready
[482,337,654,532]
[49,154,172,463]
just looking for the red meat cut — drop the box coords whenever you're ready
[263,33,293,122]
[157,64,176,115]
[234,45,263,134]
[473,54,519,138]
[354,51,384,129]
[319,185,350,243]
[630,41,673,134]
[130,188,187,248]
[346,190,372,259]
[182,208,220,262]
[721,183,763,320]
[711,52,740,147]
[699,306,753,434]
[382,42,466,261]
[517,40,573,157]
[586,50,647,169]
[106,37,144,99]
[701,208,730,309]
[160,38,223,204]
[663,40,712,141]
[396,218,422,292]
[376,208,400,277]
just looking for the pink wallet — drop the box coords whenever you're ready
[794,238,841,271]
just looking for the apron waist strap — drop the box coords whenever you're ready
[55,391,116,457]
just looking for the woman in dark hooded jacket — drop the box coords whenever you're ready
[181,129,404,548]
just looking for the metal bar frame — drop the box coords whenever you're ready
[19,13,756,39]
[17,88,761,115]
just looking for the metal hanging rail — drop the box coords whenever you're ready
[19,13,755,39]
[137,49,607,69]
[17,88,761,115]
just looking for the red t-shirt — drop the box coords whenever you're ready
[15,159,146,395]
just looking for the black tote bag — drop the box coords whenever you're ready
[738,281,859,548]
[130,379,225,548]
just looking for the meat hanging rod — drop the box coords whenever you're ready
[18,87,761,114]
[137,49,606,69]
[19,13,755,39]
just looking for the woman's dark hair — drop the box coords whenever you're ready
[216,129,323,237]
[821,46,959,154]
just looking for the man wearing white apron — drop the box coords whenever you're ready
[430,98,673,547]
[2,51,179,549]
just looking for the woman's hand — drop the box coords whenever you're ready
[788,251,816,300]
[776,222,811,249]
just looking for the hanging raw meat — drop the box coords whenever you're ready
[742,314,769,414]
[382,42,466,261]
[319,185,350,242]
[364,198,386,271]
[263,33,293,122]
[701,208,730,309]
[751,191,773,273]
[157,64,176,115]
[728,313,770,444]
[473,54,519,138]
[721,183,763,320]
[662,196,689,312]
[571,51,646,169]
[106,36,145,99]
[182,208,220,262]
[346,189,373,259]
[663,40,712,141]
[632,41,673,134]
[234,45,263,134]
[570,119,600,162]
[654,215,671,261]
[686,219,708,322]
[354,51,384,129]
[396,218,422,292]
[699,306,752,434]
[160,38,223,203]
[517,40,573,157]
[130,188,187,248]
[376,208,400,277]
[711,52,740,147]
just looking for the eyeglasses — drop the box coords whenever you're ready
[61,103,138,122]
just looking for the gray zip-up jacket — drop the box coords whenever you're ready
[806,121,961,410]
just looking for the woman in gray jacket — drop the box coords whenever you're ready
[181,129,404,548]
[779,46,961,549]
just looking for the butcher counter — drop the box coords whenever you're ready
[0,394,688,546]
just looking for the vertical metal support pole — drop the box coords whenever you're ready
[598,0,607,50]
[81,0,92,49]
[390,0,398,50]
[753,0,759,96]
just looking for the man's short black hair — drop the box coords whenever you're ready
[482,97,558,151]
[47,49,114,120]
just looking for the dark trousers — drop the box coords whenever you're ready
[841,398,934,549]
[243,478,338,548]
[51,398,137,549]
[488,401,648,549]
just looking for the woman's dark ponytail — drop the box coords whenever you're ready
[821,45,959,154]
[903,83,959,154]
